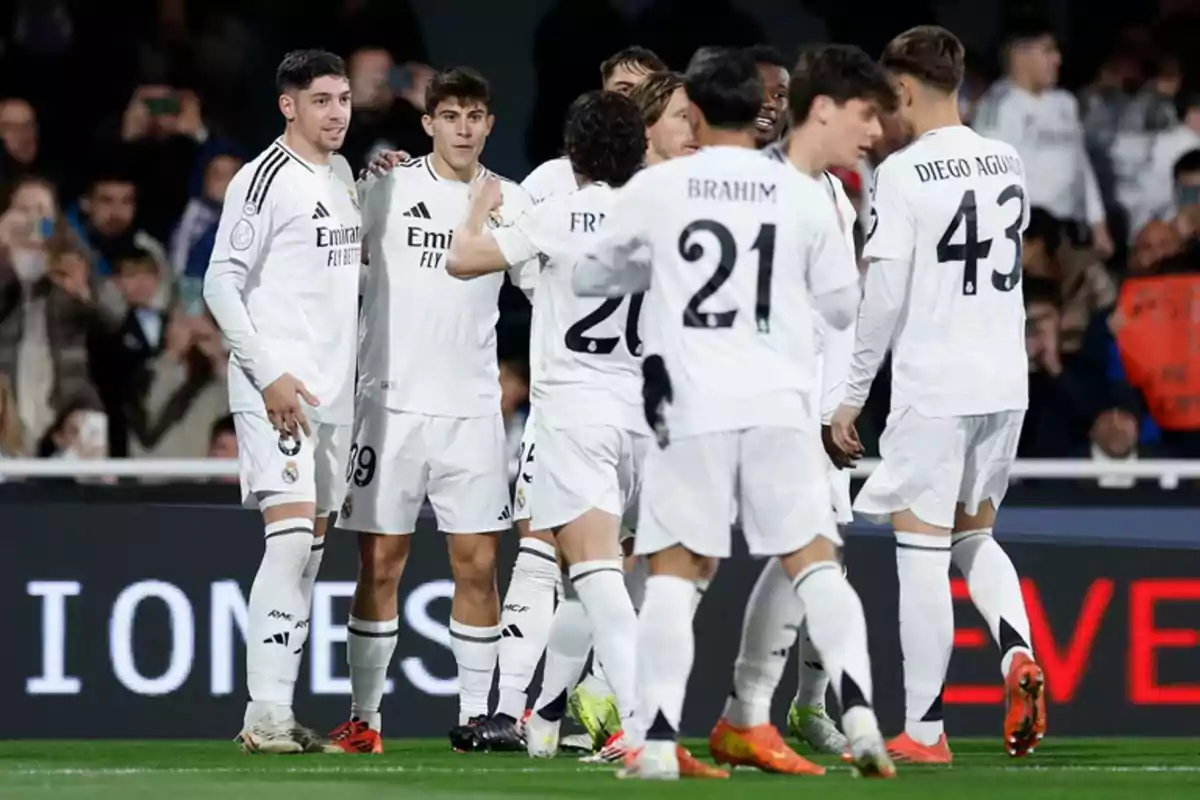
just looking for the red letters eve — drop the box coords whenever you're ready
[945,577,1199,706]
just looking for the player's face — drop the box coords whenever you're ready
[1026,35,1061,91]
[754,64,789,145]
[423,99,494,172]
[604,63,651,95]
[647,87,698,162]
[286,75,352,153]
[824,97,882,168]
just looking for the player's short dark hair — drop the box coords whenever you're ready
[276,49,347,93]
[1002,11,1056,50]
[743,44,790,70]
[563,91,646,188]
[629,71,686,126]
[790,44,897,125]
[686,47,729,73]
[684,48,762,130]
[1173,148,1200,180]
[1024,206,1062,253]
[425,67,491,115]
[880,25,966,94]
[210,413,236,443]
[599,47,667,85]
[1022,276,1061,309]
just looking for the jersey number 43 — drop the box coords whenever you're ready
[937,184,1025,296]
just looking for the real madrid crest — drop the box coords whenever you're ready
[282,461,299,484]
[486,210,503,230]
[515,485,526,510]
[341,493,353,519]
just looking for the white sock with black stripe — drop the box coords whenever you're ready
[951,529,1033,676]
[348,615,399,733]
[496,538,560,720]
[244,517,314,727]
[895,531,953,745]
[450,620,501,724]
[569,559,638,727]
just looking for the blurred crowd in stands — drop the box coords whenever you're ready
[0,0,1196,482]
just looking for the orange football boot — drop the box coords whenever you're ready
[709,718,825,775]
[886,732,952,764]
[329,719,383,754]
[1004,652,1047,757]
[677,745,730,778]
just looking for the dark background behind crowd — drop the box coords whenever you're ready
[0,0,1198,480]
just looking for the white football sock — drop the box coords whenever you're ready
[896,531,953,745]
[791,562,876,732]
[450,619,501,724]
[299,536,325,611]
[795,620,832,709]
[635,575,697,749]
[347,615,399,732]
[245,517,313,725]
[725,558,799,728]
[569,560,638,724]
[625,556,648,611]
[952,529,1033,676]
[496,538,560,719]
[533,598,591,721]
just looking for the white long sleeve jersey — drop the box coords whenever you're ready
[974,80,1104,225]
[357,155,536,418]
[203,139,361,425]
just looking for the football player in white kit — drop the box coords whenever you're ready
[492,47,666,750]
[707,44,897,773]
[578,49,893,781]
[203,50,360,754]
[328,68,537,755]
[829,26,1046,763]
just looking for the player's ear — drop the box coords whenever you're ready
[421,114,436,137]
[279,92,296,123]
[484,113,495,136]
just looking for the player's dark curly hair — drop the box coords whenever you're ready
[276,49,346,93]
[425,67,491,115]
[563,91,646,188]
[790,44,898,124]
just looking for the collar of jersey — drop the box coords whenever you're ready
[273,137,326,172]
[424,155,489,184]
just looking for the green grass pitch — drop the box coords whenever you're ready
[1,739,1197,799]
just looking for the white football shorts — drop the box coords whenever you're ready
[233,411,350,517]
[530,422,649,533]
[339,398,513,535]
[853,407,1025,529]
[513,413,536,523]
[636,426,840,559]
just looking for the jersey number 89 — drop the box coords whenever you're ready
[936,184,1025,296]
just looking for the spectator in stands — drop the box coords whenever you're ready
[169,144,244,293]
[1019,276,1098,457]
[974,14,1113,258]
[207,413,238,483]
[1169,148,1200,246]
[1090,408,1142,489]
[1137,88,1200,233]
[112,83,207,244]
[0,372,24,458]
[0,98,45,185]
[127,309,229,459]
[0,178,101,451]
[340,46,430,171]
[1129,219,1184,273]
[37,395,107,461]
[1022,207,1117,354]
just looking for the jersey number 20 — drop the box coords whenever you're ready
[679,220,776,333]
[565,294,644,356]
[936,185,1025,296]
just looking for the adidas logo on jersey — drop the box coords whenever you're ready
[501,625,524,639]
[311,201,331,220]
[403,202,432,219]
[497,507,512,522]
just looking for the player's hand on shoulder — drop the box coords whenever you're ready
[469,175,504,212]
[359,149,410,181]
[262,373,320,438]
[829,404,863,460]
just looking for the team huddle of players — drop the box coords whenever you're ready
[203,24,1046,782]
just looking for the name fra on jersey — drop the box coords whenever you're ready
[571,211,605,232]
